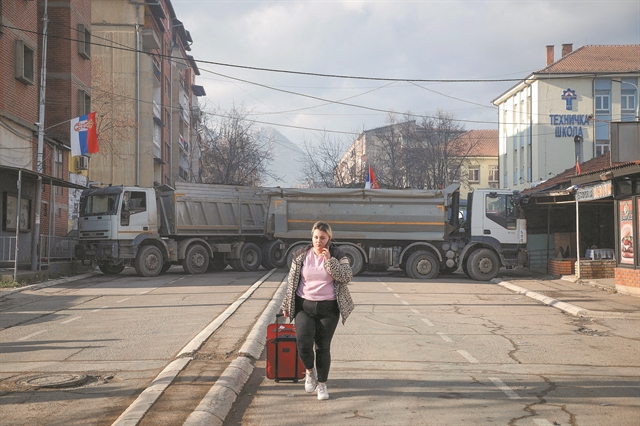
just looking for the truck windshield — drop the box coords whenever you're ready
[485,194,516,230]
[80,194,120,216]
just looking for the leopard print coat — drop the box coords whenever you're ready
[281,244,355,325]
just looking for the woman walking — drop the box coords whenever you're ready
[282,221,354,400]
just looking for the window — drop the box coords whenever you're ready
[121,191,147,226]
[596,140,610,156]
[153,121,162,158]
[468,166,480,183]
[621,90,636,114]
[448,163,461,183]
[77,89,91,116]
[15,40,35,85]
[77,24,91,59]
[55,149,64,195]
[595,91,610,113]
[485,194,516,230]
[488,166,499,183]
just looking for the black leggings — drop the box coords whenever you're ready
[294,296,340,383]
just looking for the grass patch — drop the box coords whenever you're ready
[0,279,23,289]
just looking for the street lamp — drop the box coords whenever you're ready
[612,80,640,121]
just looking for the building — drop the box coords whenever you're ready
[493,44,640,192]
[447,130,499,199]
[1,1,89,269]
[90,0,205,187]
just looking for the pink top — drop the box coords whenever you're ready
[296,249,336,301]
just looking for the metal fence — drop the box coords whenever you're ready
[39,235,76,269]
[1,237,17,262]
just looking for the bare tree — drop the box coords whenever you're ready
[199,106,275,186]
[298,132,360,188]
[368,114,414,189]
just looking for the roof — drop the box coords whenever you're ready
[0,166,87,190]
[449,130,499,157]
[535,45,640,74]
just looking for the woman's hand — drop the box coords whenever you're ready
[321,247,330,260]
[283,310,289,319]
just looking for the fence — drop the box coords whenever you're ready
[39,235,76,269]
[1,237,17,262]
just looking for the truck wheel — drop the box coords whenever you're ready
[237,242,262,272]
[262,240,286,269]
[461,261,470,278]
[182,244,210,275]
[99,263,124,275]
[339,245,364,276]
[406,251,439,280]
[467,248,500,281]
[135,245,164,277]
[286,243,308,269]
[160,262,172,274]
[208,254,228,271]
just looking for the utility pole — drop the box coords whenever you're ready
[31,0,49,271]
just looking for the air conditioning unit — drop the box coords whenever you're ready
[76,156,89,170]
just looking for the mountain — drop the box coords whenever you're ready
[259,127,306,188]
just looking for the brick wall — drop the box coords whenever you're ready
[615,267,640,297]
[577,259,616,279]
[548,258,576,276]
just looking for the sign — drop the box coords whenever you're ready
[2,193,31,231]
[549,113,590,138]
[562,88,577,110]
[619,199,634,265]
[576,181,612,202]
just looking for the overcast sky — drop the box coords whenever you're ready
[171,0,640,147]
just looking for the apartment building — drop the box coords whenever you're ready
[448,130,499,199]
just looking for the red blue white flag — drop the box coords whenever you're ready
[70,112,99,157]
[365,164,380,189]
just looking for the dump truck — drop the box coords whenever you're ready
[268,184,529,281]
[74,183,286,276]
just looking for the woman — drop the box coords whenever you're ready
[282,221,354,400]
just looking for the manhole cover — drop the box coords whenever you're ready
[16,374,88,389]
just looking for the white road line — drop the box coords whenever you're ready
[533,419,554,426]
[91,306,109,312]
[457,350,479,364]
[386,287,393,291]
[421,318,434,327]
[61,316,81,324]
[18,330,48,341]
[489,377,522,400]
[437,332,453,342]
[401,300,409,305]
[410,309,421,315]
[115,298,130,303]
[393,293,401,298]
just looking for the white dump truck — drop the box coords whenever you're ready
[75,182,528,281]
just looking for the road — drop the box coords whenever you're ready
[1,269,639,425]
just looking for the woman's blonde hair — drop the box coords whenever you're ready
[311,221,333,240]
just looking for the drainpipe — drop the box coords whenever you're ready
[31,0,49,271]
[134,2,141,185]
[14,170,22,281]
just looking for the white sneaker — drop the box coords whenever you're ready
[317,382,329,400]
[305,369,317,393]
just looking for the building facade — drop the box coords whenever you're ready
[90,0,203,188]
[493,44,640,192]
[448,130,499,199]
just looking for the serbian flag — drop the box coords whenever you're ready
[575,156,581,175]
[365,164,380,189]
[70,112,98,157]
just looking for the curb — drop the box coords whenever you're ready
[495,279,640,319]
[183,275,288,426]
[0,272,98,297]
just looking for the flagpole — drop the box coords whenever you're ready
[31,0,49,271]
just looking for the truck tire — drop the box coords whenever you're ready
[135,245,164,277]
[467,248,500,281]
[262,240,286,269]
[208,253,228,271]
[339,245,364,276]
[286,243,308,269]
[160,262,172,274]
[99,263,125,275]
[182,244,210,275]
[406,250,439,280]
[234,242,262,272]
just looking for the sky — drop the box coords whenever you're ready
[170,0,640,151]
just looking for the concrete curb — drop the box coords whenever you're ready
[0,272,98,297]
[184,275,288,426]
[495,279,640,319]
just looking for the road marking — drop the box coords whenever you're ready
[437,332,453,342]
[410,308,421,315]
[401,300,409,305]
[115,298,130,303]
[393,293,401,298]
[457,350,479,363]
[91,306,109,312]
[386,287,393,291]
[421,318,434,327]
[489,377,521,399]
[61,316,81,324]
[18,330,47,341]
[533,420,554,426]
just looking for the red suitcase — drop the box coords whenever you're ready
[266,313,305,382]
